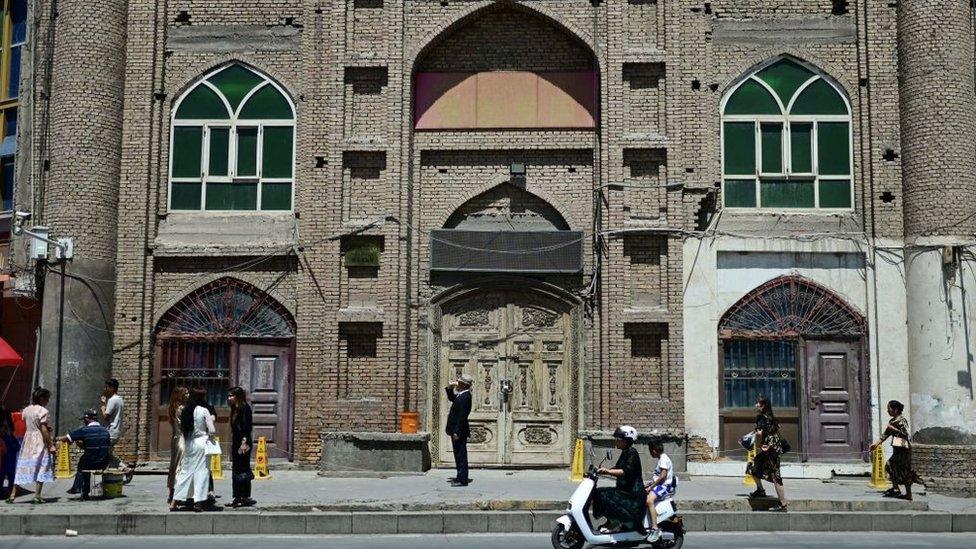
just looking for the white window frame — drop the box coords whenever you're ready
[168,67,296,212]
[720,60,854,211]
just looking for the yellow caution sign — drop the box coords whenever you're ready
[210,437,225,480]
[55,441,72,479]
[869,444,888,489]
[253,436,271,480]
[570,439,584,482]
[743,445,757,486]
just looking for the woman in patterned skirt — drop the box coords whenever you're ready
[871,400,920,501]
[749,396,788,511]
[7,387,56,504]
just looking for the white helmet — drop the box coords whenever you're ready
[613,425,638,442]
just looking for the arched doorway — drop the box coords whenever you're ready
[435,285,579,466]
[153,278,296,459]
[718,275,867,461]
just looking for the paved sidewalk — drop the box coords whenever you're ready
[1,469,973,514]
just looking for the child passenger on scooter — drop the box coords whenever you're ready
[644,440,676,543]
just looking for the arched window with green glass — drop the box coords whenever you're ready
[169,63,295,211]
[721,57,852,210]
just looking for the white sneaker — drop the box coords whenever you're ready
[647,528,662,542]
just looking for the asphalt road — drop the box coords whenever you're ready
[2,533,976,549]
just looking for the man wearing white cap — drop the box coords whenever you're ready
[445,373,474,487]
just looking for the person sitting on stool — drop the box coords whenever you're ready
[445,373,474,487]
[58,409,111,499]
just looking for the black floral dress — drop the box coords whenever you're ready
[885,415,920,486]
[750,412,784,484]
[592,446,645,526]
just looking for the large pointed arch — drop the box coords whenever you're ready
[719,275,865,338]
[155,277,296,340]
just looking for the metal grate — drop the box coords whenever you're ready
[719,275,865,338]
[156,278,295,340]
[430,230,584,274]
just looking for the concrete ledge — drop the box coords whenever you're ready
[306,513,353,535]
[0,510,967,535]
[167,24,302,53]
[320,431,432,474]
[711,16,856,45]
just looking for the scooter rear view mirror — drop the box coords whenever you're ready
[605,450,612,461]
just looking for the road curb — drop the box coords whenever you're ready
[1,511,974,536]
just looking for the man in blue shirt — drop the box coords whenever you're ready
[58,409,111,499]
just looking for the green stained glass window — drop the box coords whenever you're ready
[817,122,850,175]
[175,85,229,120]
[236,127,258,177]
[262,127,294,178]
[724,122,755,175]
[790,122,813,173]
[819,180,852,208]
[239,85,293,120]
[170,182,201,210]
[760,179,815,208]
[724,180,756,207]
[172,126,203,178]
[208,65,264,113]
[724,80,780,115]
[208,127,230,177]
[262,182,292,210]
[791,79,848,115]
[206,182,257,210]
[760,123,783,173]
[755,59,814,107]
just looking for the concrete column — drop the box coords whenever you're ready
[898,1,976,448]
[36,0,127,432]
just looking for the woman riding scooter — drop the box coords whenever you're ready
[592,426,645,533]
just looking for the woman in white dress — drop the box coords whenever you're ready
[172,387,215,512]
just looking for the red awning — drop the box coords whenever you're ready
[0,336,22,368]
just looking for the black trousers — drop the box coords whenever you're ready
[72,455,109,497]
[451,435,469,483]
[232,449,253,499]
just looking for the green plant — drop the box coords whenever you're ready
[345,243,381,267]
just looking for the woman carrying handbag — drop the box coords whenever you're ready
[172,388,216,512]
[870,400,921,501]
[228,386,255,508]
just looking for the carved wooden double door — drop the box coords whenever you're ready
[439,291,572,466]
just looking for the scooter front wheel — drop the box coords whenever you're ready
[550,522,584,549]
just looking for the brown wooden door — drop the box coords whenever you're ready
[237,344,292,459]
[803,340,864,460]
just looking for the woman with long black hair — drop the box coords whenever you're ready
[749,396,788,511]
[172,387,215,512]
[228,386,254,508]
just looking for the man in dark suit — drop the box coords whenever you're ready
[445,373,474,487]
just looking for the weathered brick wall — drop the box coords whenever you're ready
[59,0,910,464]
[898,0,976,237]
[913,443,976,496]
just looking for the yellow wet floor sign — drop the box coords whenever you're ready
[570,439,584,481]
[743,446,757,486]
[253,436,271,480]
[869,444,888,489]
[55,441,72,479]
[210,437,224,480]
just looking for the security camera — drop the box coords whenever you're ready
[11,211,30,235]
[14,211,30,221]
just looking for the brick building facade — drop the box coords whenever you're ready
[2,0,973,487]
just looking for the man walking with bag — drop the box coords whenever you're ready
[445,373,473,487]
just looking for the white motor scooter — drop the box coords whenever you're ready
[552,451,684,549]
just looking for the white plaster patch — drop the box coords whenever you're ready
[910,393,976,435]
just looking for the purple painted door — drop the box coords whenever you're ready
[237,344,292,459]
[803,340,864,460]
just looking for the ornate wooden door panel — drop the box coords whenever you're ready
[439,291,572,466]
[439,294,507,464]
[506,301,570,465]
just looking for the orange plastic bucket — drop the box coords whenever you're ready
[400,411,419,434]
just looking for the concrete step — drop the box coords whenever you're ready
[2,510,974,536]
